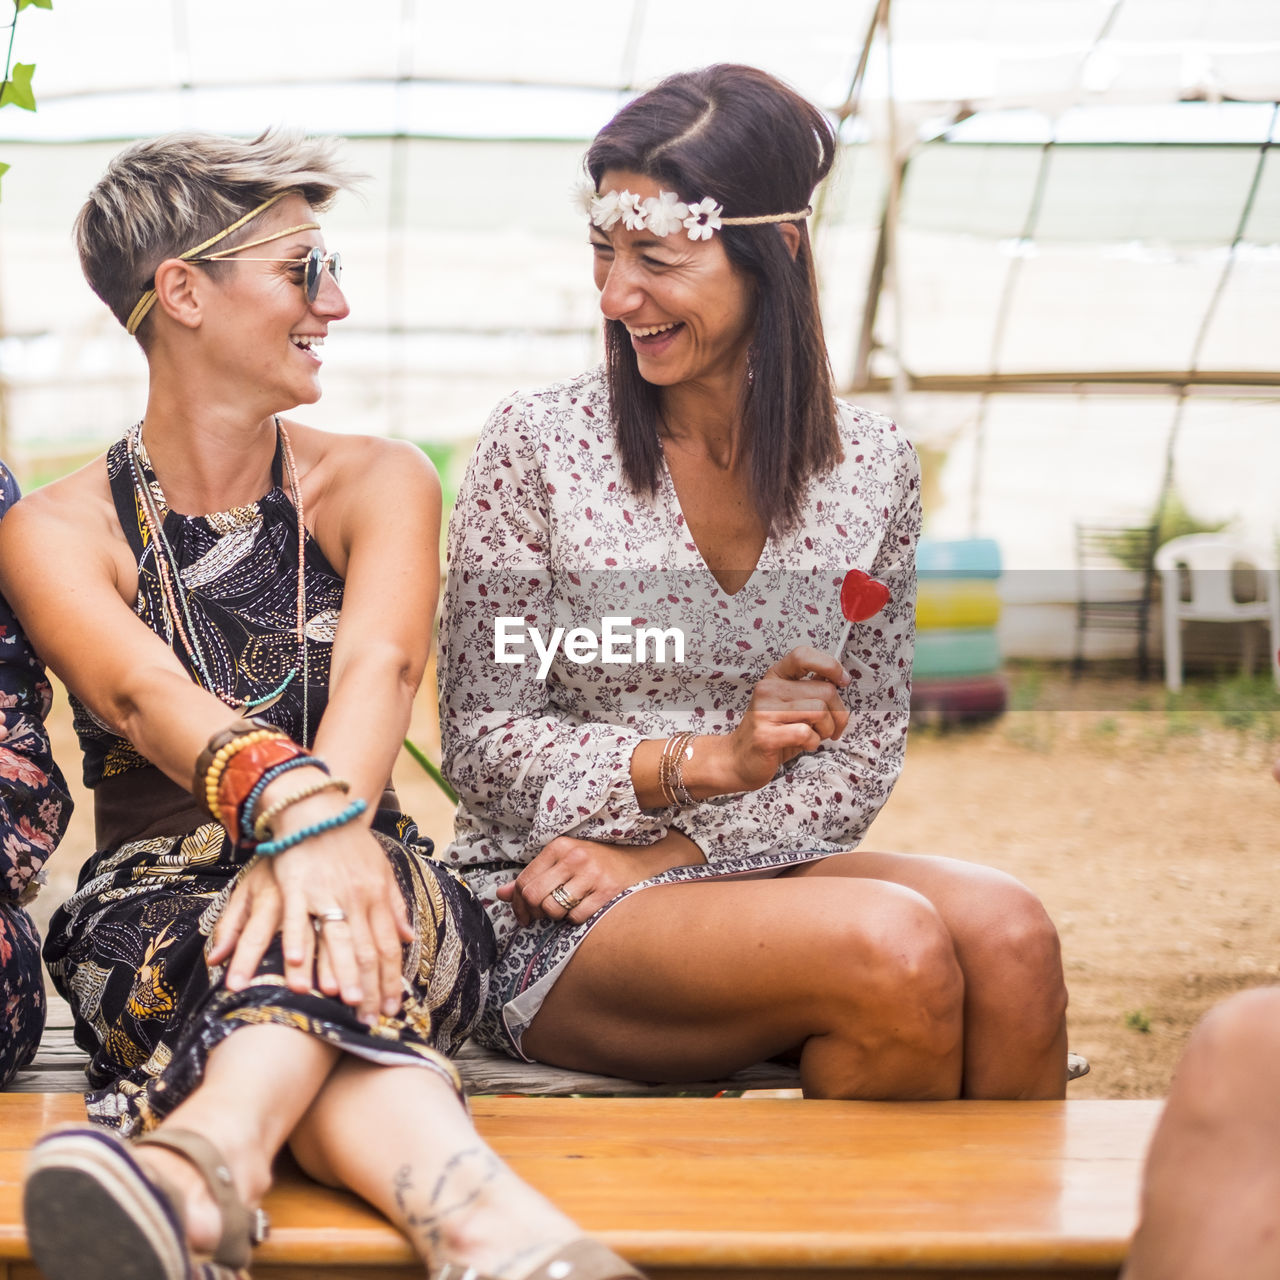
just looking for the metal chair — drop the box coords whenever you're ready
[1154,535,1280,692]
[1072,524,1159,679]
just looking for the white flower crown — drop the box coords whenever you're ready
[584,185,812,242]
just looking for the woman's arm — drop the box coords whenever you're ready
[439,394,668,857]
[211,433,440,1022]
[302,432,439,802]
[0,471,254,783]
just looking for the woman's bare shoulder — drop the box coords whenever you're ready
[0,452,134,605]
[284,422,438,504]
[2,452,116,538]
[284,421,432,471]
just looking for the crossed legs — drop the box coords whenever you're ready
[289,1055,580,1277]
[524,851,1067,1100]
[137,1024,579,1278]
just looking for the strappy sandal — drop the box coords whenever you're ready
[23,1124,268,1280]
[435,1236,646,1279]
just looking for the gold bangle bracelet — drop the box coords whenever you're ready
[658,732,695,808]
[658,735,678,806]
[671,733,696,806]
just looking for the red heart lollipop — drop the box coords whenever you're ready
[840,568,890,622]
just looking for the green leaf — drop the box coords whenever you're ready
[402,737,458,803]
[0,63,36,112]
[0,161,10,202]
[16,1,55,11]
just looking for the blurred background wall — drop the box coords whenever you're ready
[0,0,1276,660]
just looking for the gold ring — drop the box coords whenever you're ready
[550,884,581,912]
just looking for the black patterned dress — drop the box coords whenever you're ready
[43,432,494,1133]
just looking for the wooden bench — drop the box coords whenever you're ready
[4,1001,1145,1279]
[0,1092,1160,1279]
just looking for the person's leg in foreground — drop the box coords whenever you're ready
[1122,985,1280,1280]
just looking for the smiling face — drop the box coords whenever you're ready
[195,192,349,411]
[590,170,755,395]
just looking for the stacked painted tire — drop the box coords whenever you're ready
[912,538,1007,724]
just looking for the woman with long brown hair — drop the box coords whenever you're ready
[441,64,1069,1101]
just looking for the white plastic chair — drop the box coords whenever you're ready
[1154,535,1280,692]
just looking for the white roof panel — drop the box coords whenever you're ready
[0,0,1275,556]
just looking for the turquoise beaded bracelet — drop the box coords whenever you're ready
[254,797,368,857]
[240,755,326,841]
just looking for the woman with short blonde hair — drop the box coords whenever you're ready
[8,129,638,1280]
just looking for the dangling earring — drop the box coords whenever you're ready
[746,344,757,385]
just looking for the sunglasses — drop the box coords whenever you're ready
[190,245,342,304]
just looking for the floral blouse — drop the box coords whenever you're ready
[439,365,921,965]
[0,460,74,1086]
[0,463,73,909]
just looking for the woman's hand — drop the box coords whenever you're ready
[722,645,851,792]
[208,817,413,1026]
[497,830,704,926]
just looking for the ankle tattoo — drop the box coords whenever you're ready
[392,1148,502,1259]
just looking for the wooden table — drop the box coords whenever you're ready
[0,1094,1161,1278]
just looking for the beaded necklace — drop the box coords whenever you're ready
[126,417,311,744]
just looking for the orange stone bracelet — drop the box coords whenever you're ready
[216,736,309,834]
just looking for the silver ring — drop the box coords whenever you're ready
[313,908,347,927]
[550,884,581,912]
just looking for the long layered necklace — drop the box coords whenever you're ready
[126,417,311,744]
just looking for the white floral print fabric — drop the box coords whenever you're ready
[439,364,922,1056]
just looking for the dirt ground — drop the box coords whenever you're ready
[32,668,1280,1100]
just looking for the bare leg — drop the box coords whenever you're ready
[524,875,965,1100]
[1123,987,1280,1280]
[788,851,1069,1098]
[289,1058,581,1278]
[133,1026,583,1277]
[131,1024,340,1252]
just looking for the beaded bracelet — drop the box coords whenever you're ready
[658,734,678,806]
[253,777,352,843]
[254,797,368,857]
[239,755,327,841]
[194,717,277,803]
[200,728,279,821]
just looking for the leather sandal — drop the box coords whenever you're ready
[23,1124,267,1280]
[435,1236,646,1279]
[136,1129,269,1270]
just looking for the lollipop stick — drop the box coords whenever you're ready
[831,619,852,660]
[831,620,875,682]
